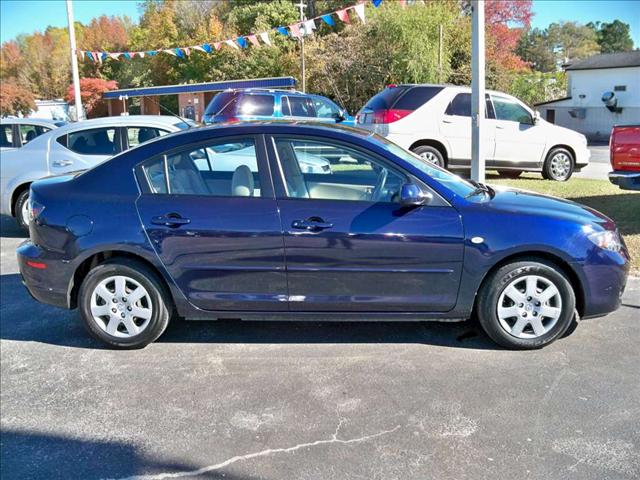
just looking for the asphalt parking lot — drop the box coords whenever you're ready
[1,214,639,480]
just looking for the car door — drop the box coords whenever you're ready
[310,95,343,124]
[50,126,122,173]
[135,135,287,312]
[280,95,318,122]
[268,135,464,313]
[439,92,496,167]
[488,94,546,168]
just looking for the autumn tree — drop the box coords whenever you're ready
[0,81,36,116]
[66,77,118,117]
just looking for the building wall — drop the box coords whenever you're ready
[537,66,640,140]
[178,92,206,122]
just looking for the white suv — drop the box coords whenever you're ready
[356,84,590,181]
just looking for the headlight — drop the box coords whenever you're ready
[587,230,623,252]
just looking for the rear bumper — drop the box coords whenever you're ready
[609,170,640,191]
[17,240,73,309]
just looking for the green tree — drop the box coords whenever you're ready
[588,20,634,53]
[547,21,600,64]
[517,28,556,72]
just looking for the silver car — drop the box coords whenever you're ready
[1,115,195,229]
[1,118,66,151]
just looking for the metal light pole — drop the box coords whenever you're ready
[471,0,485,182]
[295,1,306,92]
[66,0,84,121]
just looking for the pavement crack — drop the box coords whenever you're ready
[105,423,401,480]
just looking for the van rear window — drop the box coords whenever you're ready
[363,87,409,110]
[393,86,444,110]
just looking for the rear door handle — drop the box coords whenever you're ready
[151,214,191,228]
[291,218,333,232]
[52,160,73,167]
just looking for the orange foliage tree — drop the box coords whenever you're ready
[66,77,118,118]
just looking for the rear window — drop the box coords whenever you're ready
[363,87,410,110]
[393,86,444,110]
[236,94,274,116]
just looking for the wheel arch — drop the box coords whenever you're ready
[475,251,585,318]
[69,249,175,310]
[10,182,32,217]
[408,139,449,165]
[545,144,576,164]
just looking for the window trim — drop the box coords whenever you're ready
[266,134,423,205]
[135,134,275,199]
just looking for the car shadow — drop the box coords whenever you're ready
[1,429,258,480]
[0,214,25,239]
[0,273,500,351]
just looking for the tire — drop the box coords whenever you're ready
[411,145,445,168]
[543,147,574,181]
[476,259,576,350]
[14,189,30,232]
[78,258,172,349]
[497,170,522,179]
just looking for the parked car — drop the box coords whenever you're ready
[608,124,640,191]
[18,122,629,350]
[202,89,355,126]
[1,118,66,150]
[356,84,590,181]
[1,115,195,230]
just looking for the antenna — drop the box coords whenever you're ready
[146,96,193,129]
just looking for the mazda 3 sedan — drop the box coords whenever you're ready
[17,122,629,349]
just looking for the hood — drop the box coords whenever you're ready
[480,185,615,230]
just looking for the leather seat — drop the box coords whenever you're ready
[168,153,210,195]
[231,165,254,197]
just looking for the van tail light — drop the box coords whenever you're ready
[372,109,412,124]
[29,199,45,221]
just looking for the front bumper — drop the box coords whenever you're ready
[17,240,73,309]
[609,170,640,191]
[574,144,591,170]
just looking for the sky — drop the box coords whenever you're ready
[1,0,639,46]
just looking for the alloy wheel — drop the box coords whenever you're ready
[20,197,30,227]
[419,151,440,166]
[496,275,562,339]
[90,275,153,338]
[550,152,571,180]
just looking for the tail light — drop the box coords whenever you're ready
[372,109,412,124]
[29,198,45,222]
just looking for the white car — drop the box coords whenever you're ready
[1,118,66,151]
[356,84,590,181]
[1,115,195,229]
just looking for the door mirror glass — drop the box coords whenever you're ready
[400,183,431,206]
[533,110,541,124]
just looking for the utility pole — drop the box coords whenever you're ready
[295,1,306,92]
[66,0,84,121]
[470,0,485,182]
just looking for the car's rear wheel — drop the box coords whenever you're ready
[477,259,576,349]
[543,148,574,181]
[78,259,171,349]
[411,145,445,168]
[14,190,30,232]
[497,170,522,179]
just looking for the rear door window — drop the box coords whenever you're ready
[59,128,119,155]
[282,96,317,117]
[236,95,274,116]
[0,125,13,147]
[127,127,169,148]
[393,86,443,110]
[19,124,48,145]
[445,93,495,118]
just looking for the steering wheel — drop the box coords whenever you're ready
[371,168,388,202]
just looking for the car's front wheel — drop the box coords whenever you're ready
[78,258,172,349]
[543,148,574,181]
[477,259,576,349]
[411,145,445,168]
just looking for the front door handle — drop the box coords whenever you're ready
[52,160,73,167]
[442,118,453,124]
[291,217,333,232]
[151,213,191,228]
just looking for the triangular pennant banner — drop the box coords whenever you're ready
[302,19,316,35]
[336,8,351,23]
[138,51,145,58]
[201,44,212,53]
[174,48,184,58]
[146,50,157,56]
[213,42,222,51]
[277,26,290,36]
[399,0,407,7]
[123,52,132,60]
[247,34,260,47]
[183,47,191,56]
[164,49,177,56]
[259,32,271,46]
[109,52,121,60]
[225,39,239,50]
[321,14,335,26]
[236,36,248,48]
[372,0,383,7]
[353,4,366,23]
[289,23,302,38]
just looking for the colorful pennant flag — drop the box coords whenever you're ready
[236,36,248,48]
[259,32,271,46]
[225,39,239,50]
[336,8,351,24]
[353,4,366,23]
[247,35,260,47]
[372,0,383,7]
[277,26,290,36]
[302,19,316,35]
[289,23,302,38]
[321,14,335,26]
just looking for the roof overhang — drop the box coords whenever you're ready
[103,77,296,100]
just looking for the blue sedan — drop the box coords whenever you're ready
[18,122,629,349]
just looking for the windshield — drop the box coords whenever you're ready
[371,134,477,197]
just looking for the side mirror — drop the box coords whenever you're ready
[400,183,432,206]
[334,110,346,123]
[533,110,540,125]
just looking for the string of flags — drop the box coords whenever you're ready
[78,0,394,63]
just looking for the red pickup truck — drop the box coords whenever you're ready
[608,124,640,191]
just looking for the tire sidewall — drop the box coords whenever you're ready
[544,148,574,182]
[15,190,30,231]
[78,261,170,349]
[412,145,445,168]
[478,261,576,349]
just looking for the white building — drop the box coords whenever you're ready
[535,51,640,141]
